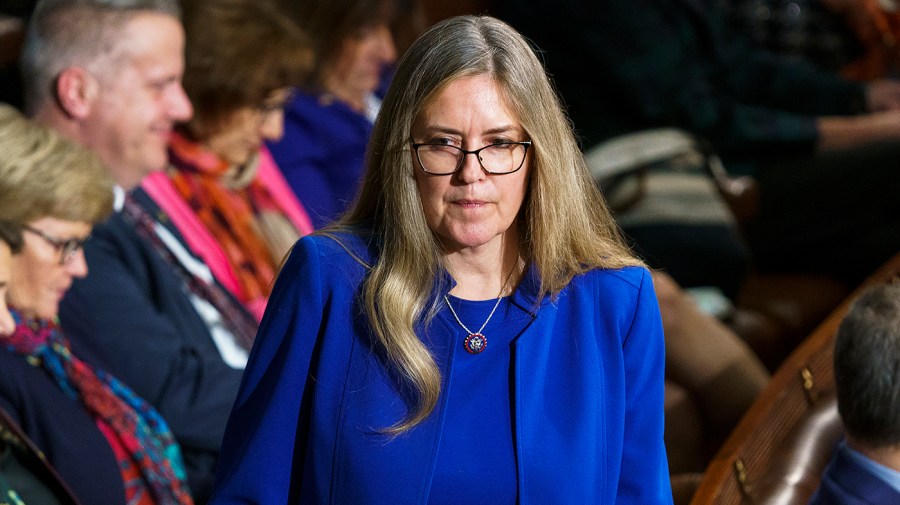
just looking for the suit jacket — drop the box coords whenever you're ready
[210,232,673,504]
[58,188,246,503]
[809,443,900,505]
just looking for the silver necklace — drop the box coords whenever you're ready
[444,267,516,354]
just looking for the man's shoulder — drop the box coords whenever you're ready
[811,444,900,505]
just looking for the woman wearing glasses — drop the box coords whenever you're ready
[211,15,671,504]
[0,104,194,505]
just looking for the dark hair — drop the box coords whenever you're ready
[834,282,900,447]
[179,0,312,140]
[280,0,397,90]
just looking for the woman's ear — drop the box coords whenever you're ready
[54,67,99,120]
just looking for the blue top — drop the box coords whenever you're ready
[266,91,374,229]
[809,441,900,505]
[210,232,672,504]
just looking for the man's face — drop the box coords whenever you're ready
[85,12,192,189]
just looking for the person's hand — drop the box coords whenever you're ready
[816,108,900,150]
[865,79,900,111]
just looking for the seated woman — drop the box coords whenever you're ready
[142,0,314,321]
[0,218,79,505]
[0,104,194,505]
[267,0,401,228]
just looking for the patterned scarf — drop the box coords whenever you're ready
[167,133,298,309]
[4,309,194,505]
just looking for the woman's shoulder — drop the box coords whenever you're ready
[287,229,377,276]
[580,265,652,293]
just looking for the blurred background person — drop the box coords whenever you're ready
[0,104,194,505]
[142,0,314,321]
[268,0,400,228]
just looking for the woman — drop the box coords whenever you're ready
[267,0,401,228]
[1,219,80,505]
[0,104,194,505]
[142,0,314,322]
[211,16,672,504]
[0,227,69,504]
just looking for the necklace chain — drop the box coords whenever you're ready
[443,266,517,337]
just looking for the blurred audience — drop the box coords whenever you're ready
[142,0,314,320]
[21,0,254,500]
[268,0,400,228]
[0,103,193,505]
[498,0,900,290]
[809,282,900,505]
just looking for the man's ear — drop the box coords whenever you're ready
[55,67,99,119]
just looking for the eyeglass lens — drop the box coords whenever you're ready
[416,142,529,174]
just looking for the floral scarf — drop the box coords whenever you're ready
[4,309,194,505]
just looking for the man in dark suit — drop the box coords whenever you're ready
[19,0,256,501]
[809,282,900,505]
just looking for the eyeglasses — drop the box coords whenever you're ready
[22,225,89,266]
[411,140,532,175]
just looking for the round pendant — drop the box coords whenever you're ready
[463,333,487,354]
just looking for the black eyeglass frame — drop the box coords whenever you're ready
[21,224,89,266]
[410,140,533,175]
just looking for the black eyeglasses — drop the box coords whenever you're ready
[411,140,532,175]
[22,225,89,266]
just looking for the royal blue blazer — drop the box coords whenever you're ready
[211,233,672,504]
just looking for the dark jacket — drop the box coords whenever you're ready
[809,443,900,505]
[0,352,120,504]
[58,188,247,503]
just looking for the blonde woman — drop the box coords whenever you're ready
[211,16,671,504]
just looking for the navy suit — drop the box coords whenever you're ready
[809,444,900,505]
[58,188,246,503]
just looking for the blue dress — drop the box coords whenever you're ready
[210,232,673,504]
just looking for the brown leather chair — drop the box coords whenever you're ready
[690,252,900,505]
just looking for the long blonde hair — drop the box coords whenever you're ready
[334,15,639,433]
